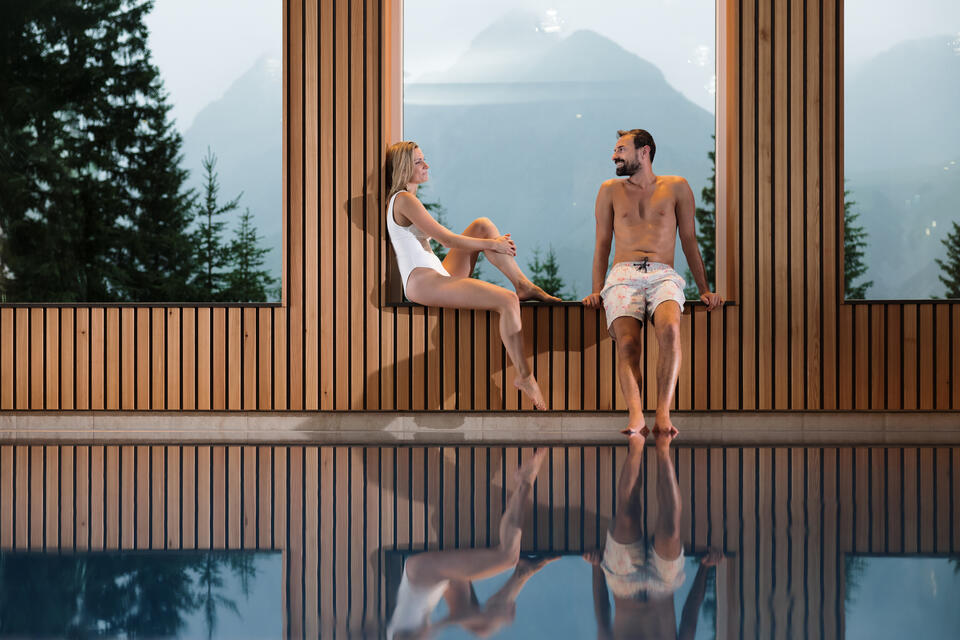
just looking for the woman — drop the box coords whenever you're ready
[384,141,558,410]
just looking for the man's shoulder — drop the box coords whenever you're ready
[599,178,622,191]
[659,175,690,187]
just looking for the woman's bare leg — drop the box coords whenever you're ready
[407,271,547,409]
[442,217,560,302]
[404,449,547,587]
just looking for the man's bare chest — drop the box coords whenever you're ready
[612,190,677,228]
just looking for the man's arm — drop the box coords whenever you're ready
[584,551,613,640]
[583,182,615,308]
[675,179,722,311]
[678,549,722,640]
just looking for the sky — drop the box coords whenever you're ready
[139,0,959,133]
[404,0,960,114]
[404,0,718,112]
[143,0,281,133]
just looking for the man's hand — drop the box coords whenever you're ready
[700,548,723,567]
[583,549,603,565]
[699,291,723,311]
[582,293,603,308]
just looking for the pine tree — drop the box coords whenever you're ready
[528,245,574,300]
[0,0,195,302]
[193,148,240,301]
[935,220,960,298]
[224,208,278,302]
[685,140,716,299]
[843,188,873,299]
[118,96,199,301]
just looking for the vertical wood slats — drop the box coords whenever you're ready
[0,0,957,413]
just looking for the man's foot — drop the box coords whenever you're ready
[516,279,562,303]
[514,374,547,410]
[620,416,649,437]
[653,414,679,437]
[625,430,648,454]
[652,423,677,453]
[515,448,548,486]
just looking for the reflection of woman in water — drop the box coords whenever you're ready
[387,449,552,639]
[385,142,560,410]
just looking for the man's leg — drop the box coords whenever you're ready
[651,429,683,561]
[610,432,646,543]
[651,301,682,433]
[610,317,647,434]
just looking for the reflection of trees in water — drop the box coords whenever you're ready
[844,555,868,607]
[702,566,718,640]
[0,551,257,639]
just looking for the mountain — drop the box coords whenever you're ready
[406,12,715,296]
[845,34,960,298]
[846,35,960,173]
[181,54,283,291]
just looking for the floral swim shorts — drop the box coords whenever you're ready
[600,259,686,334]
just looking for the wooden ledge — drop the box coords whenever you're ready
[0,411,957,446]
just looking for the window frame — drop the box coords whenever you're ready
[383,0,737,306]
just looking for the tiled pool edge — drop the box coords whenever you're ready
[0,411,957,445]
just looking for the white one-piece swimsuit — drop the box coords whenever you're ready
[386,190,450,293]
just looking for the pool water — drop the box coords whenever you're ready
[0,444,957,638]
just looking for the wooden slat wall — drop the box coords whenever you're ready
[2,444,956,639]
[0,0,957,414]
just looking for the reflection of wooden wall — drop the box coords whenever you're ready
[1,0,958,414]
[3,444,957,637]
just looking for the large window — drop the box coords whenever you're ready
[402,1,717,300]
[0,0,281,303]
[844,1,960,300]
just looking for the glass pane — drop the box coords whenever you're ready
[845,556,960,637]
[0,550,282,638]
[0,1,281,302]
[844,2,960,299]
[403,1,717,300]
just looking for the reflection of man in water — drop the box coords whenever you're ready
[387,449,553,639]
[584,429,722,640]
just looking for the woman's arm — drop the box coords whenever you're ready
[394,192,515,255]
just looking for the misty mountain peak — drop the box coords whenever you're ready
[418,11,668,86]
[469,9,561,53]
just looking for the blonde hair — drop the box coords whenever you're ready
[385,141,420,200]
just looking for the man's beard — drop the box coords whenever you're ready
[615,159,641,176]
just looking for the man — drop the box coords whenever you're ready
[585,429,723,640]
[582,129,723,435]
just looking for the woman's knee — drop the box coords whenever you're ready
[495,289,520,313]
[469,216,499,238]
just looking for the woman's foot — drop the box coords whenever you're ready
[516,279,562,303]
[514,374,547,410]
[515,448,548,486]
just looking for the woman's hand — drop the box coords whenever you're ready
[488,233,516,256]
